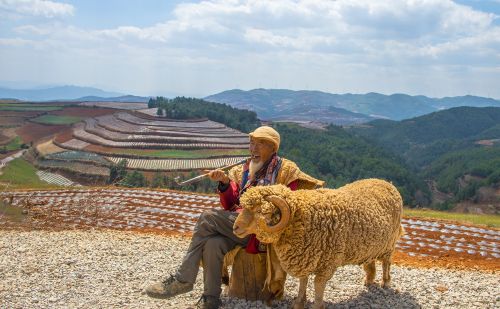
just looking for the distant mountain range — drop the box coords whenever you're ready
[0,85,151,103]
[205,89,500,123]
[0,85,123,101]
[3,85,500,124]
[75,95,150,103]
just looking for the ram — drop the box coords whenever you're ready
[233,178,404,309]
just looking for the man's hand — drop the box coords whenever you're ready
[204,169,230,184]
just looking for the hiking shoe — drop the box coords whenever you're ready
[196,295,221,309]
[145,275,193,299]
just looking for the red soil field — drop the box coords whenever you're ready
[1,188,498,271]
[0,133,10,144]
[0,116,27,127]
[16,123,71,144]
[49,107,119,118]
[0,111,43,117]
[53,129,74,144]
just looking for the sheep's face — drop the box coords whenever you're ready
[233,185,292,244]
[232,207,259,238]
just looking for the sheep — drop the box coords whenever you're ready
[233,178,404,309]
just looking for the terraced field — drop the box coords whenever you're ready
[105,156,247,171]
[45,150,110,166]
[36,171,81,187]
[31,115,83,125]
[1,188,498,270]
[36,160,110,177]
[51,110,249,172]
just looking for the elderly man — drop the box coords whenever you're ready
[146,126,323,309]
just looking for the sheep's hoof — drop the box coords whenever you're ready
[292,300,305,309]
[382,281,391,289]
[364,281,379,288]
[312,302,325,309]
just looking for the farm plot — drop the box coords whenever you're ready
[79,102,148,110]
[45,150,110,166]
[95,114,247,138]
[36,159,110,176]
[72,123,248,149]
[83,144,249,159]
[136,107,161,116]
[397,218,500,260]
[36,170,81,187]
[84,118,248,144]
[16,122,71,144]
[116,112,227,129]
[58,138,90,150]
[50,106,119,118]
[0,116,27,127]
[31,115,83,125]
[1,189,498,269]
[105,156,247,171]
[35,140,65,156]
[0,105,62,112]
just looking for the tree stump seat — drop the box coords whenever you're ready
[226,247,273,302]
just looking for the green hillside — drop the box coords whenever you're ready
[350,106,500,209]
[276,123,429,206]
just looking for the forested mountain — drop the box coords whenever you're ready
[205,89,500,122]
[350,107,500,210]
[350,107,500,166]
[275,123,429,207]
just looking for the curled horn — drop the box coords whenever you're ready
[261,195,291,233]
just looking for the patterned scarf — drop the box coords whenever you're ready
[239,153,282,195]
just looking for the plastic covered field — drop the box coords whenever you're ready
[105,156,246,171]
[36,160,110,176]
[45,151,110,166]
[1,189,498,270]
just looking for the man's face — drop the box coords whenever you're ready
[249,137,275,164]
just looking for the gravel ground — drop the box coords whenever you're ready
[0,229,498,309]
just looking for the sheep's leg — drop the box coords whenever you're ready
[312,272,332,309]
[363,261,376,286]
[381,255,392,288]
[292,277,308,309]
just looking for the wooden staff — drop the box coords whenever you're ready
[175,158,248,186]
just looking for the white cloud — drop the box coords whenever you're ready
[0,0,499,97]
[0,0,74,18]
[0,37,35,46]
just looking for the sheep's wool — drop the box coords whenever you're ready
[239,179,404,278]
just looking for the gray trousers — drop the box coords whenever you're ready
[176,208,250,297]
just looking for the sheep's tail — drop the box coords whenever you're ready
[398,224,405,238]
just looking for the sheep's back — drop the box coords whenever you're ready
[276,178,403,277]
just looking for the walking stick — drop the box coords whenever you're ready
[174,158,248,186]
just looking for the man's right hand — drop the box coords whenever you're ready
[204,169,230,184]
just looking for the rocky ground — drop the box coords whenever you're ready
[0,229,498,309]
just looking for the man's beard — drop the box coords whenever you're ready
[249,160,264,180]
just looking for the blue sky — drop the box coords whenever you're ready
[0,0,499,98]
